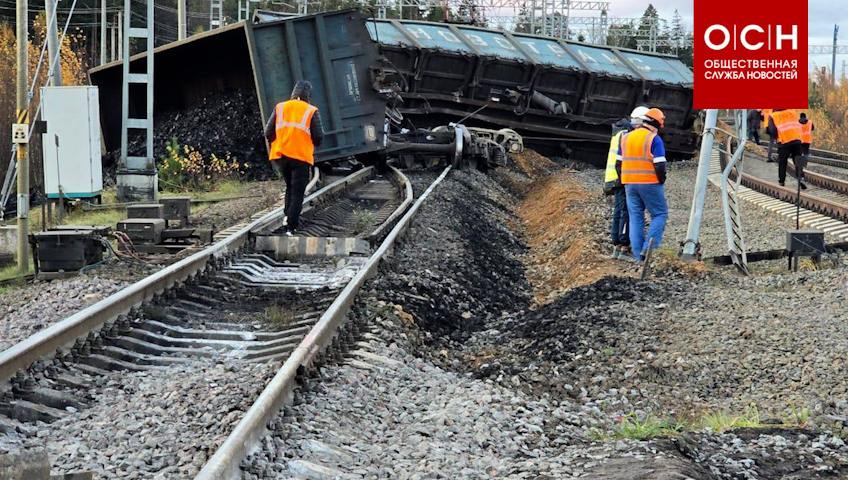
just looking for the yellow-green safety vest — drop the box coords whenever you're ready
[605,130,624,184]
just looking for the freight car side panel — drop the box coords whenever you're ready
[249,11,386,162]
[617,51,690,84]
[566,44,637,78]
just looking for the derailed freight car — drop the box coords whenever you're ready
[367,19,697,161]
[90,9,696,167]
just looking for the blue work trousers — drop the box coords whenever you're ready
[610,187,629,246]
[625,183,668,259]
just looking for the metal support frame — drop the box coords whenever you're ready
[719,110,749,274]
[680,109,718,261]
[100,0,107,65]
[178,0,186,39]
[210,0,223,29]
[118,0,155,201]
[238,0,259,22]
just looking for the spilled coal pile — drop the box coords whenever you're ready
[368,170,530,340]
[102,89,271,183]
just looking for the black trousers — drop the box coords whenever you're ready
[272,157,311,230]
[777,142,803,184]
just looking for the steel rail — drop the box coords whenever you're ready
[810,147,848,162]
[368,165,414,242]
[720,150,848,223]
[195,166,452,480]
[0,168,389,385]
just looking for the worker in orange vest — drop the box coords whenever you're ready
[767,109,805,189]
[264,80,324,235]
[615,107,668,262]
[799,112,815,158]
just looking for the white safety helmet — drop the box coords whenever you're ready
[630,106,650,122]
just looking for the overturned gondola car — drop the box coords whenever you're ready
[89,9,696,169]
[366,19,697,162]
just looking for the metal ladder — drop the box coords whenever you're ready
[719,113,749,275]
[210,0,223,29]
[118,0,155,201]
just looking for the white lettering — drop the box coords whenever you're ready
[520,41,539,54]
[493,37,515,50]
[775,24,798,50]
[464,33,487,48]
[406,26,431,41]
[705,24,731,50]
[438,31,460,43]
[547,44,565,56]
[740,25,764,50]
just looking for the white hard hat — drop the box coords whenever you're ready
[630,106,650,119]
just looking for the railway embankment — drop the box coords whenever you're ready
[244,152,848,479]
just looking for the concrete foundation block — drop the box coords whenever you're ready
[0,225,17,263]
[0,449,50,479]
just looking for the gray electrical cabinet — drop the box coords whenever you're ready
[40,86,104,199]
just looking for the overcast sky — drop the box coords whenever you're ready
[606,0,846,75]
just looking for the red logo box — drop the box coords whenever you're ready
[694,0,808,109]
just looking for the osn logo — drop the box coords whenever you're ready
[694,0,807,109]
[703,24,799,51]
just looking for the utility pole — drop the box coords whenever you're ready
[680,109,718,262]
[100,0,107,65]
[178,0,186,40]
[833,25,839,85]
[842,59,846,83]
[15,0,29,273]
[45,0,62,85]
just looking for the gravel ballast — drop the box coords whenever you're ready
[243,156,848,478]
[2,361,277,479]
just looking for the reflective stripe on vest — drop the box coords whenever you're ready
[269,99,317,164]
[772,110,802,145]
[800,121,813,144]
[620,128,658,185]
[604,131,624,183]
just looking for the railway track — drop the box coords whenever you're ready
[723,151,848,225]
[0,165,449,478]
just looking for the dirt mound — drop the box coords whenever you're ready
[518,171,632,305]
[511,149,557,178]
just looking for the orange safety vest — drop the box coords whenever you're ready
[619,127,659,185]
[771,109,802,145]
[761,109,772,130]
[268,99,318,165]
[800,121,813,144]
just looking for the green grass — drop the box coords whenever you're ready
[696,405,762,433]
[601,405,809,442]
[0,258,34,287]
[264,304,294,328]
[161,180,261,202]
[785,406,811,427]
[351,208,377,235]
[611,414,681,440]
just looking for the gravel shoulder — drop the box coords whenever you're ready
[0,179,284,352]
